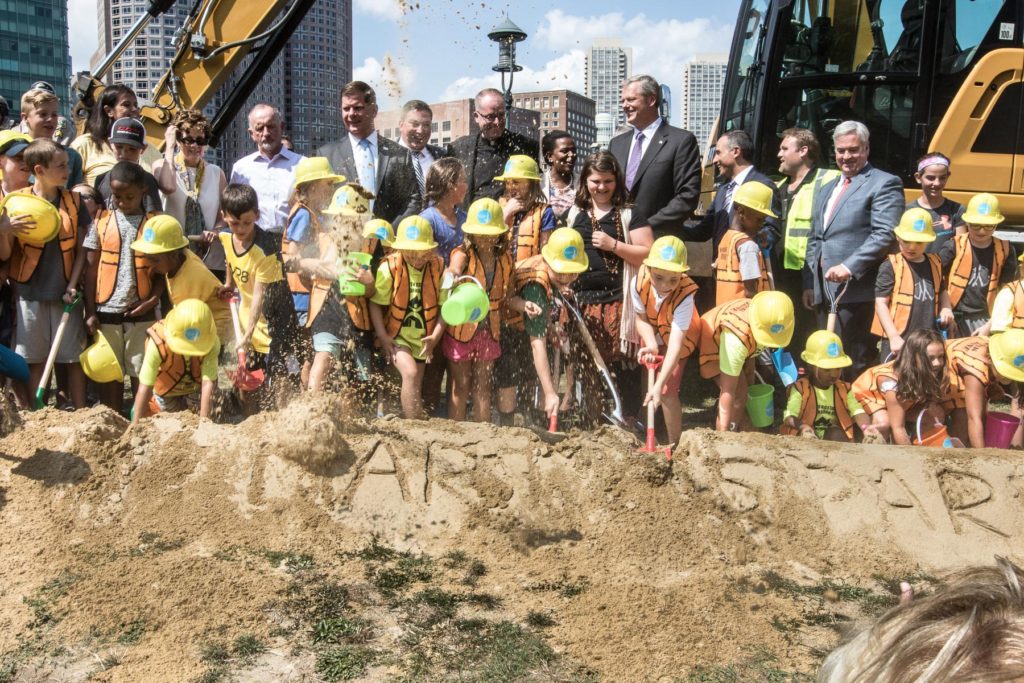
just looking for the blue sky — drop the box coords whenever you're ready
[69,1,742,122]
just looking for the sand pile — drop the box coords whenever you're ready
[0,406,1021,681]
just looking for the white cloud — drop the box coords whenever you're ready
[353,0,406,22]
[69,0,100,73]
[438,50,585,102]
[352,55,416,111]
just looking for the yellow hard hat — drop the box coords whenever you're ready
[541,227,589,274]
[391,215,438,251]
[292,156,346,188]
[893,208,936,243]
[801,330,851,369]
[130,214,189,254]
[962,193,1005,226]
[493,155,542,182]
[732,182,777,218]
[0,190,60,246]
[748,291,794,348]
[989,329,1024,383]
[324,183,372,216]
[643,236,689,273]
[0,130,32,156]
[79,330,124,383]
[164,299,217,357]
[462,198,508,236]
[362,219,394,247]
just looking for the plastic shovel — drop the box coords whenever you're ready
[227,296,265,392]
[639,355,672,460]
[557,291,626,428]
[772,347,799,387]
[34,293,80,409]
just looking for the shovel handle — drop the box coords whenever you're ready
[826,312,838,334]
[548,414,558,433]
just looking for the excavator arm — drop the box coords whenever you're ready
[72,0,317,149]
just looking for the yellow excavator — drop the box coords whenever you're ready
[72,0,318,149]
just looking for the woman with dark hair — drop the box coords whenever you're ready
[70,84,165,186]
[539,129,577,221]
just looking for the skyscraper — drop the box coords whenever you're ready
[0,0,72,120]
[680,53,727,150]
[585,38,631,128]
[93,0,191,98]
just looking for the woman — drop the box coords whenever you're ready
[71,85,173,191]
[153,108,228,278]
[539,130,577,222]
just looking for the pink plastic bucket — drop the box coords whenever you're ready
[984,411,1020,449]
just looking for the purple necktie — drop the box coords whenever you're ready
[625,132,645,191]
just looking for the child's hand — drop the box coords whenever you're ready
[62,286,78,305]
[84,313,99,336]
[636,346,659,365]
[523,301,542,319]
[378,336,397,365]
[972,322,991,337]
[127,297,158,317]
[421,334,441,362]
[202,230,219,245]
[889,335,905,356]
[0,211,34,236]
[862,424,881,439]
[800,425,817,439]
[643,387,663,409]
[502,197,522,220]
[217,285,235,300]
[939,308,955,329]
[542,390,560,418]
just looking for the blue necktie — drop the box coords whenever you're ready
[357,138,376,196]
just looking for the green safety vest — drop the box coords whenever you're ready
[778,168,841,271]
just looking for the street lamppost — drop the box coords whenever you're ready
[488,16,527,112]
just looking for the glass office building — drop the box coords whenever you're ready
[0,0,72,123]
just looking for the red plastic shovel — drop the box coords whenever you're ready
[228,295,265,392]
[640,355,672,460]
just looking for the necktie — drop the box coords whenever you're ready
[357,138,376,196]
[625,132,645,191]
[825,176,851,225]
[412,151,425,195]
[722,180,737,214]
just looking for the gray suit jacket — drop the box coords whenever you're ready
[802,163,904,305]
[316,134,422,224]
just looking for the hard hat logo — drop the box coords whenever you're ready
[375,227,388,240]
[979,203,990,215]
[405,225,420,240]
[770,323,785,334]
[827,342,840,357]
[477,209,492,224]
[1014,354,1024,368]
[336,190,348,206]
[143,228,155,242]
[563,245,578,260]
[184,327,200,342]
[503,161,514,174]
[913,219,926,232]
[660,245,676,261]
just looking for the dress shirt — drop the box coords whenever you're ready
[725,165,754,215]
[626,116,663,169]
[229,146,304,233]
[400,140,435,181]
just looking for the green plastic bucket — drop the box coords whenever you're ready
[338,252,372,296]
[746,383,775,428]
[441,277,489,326]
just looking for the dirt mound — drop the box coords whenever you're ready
[0,408,1020,681]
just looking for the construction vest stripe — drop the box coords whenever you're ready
[383,252,443,339]
[780,377,855,439]
[9,189,80,284]
[95,210,157,305]
[447,245,513,343]
[945,336,997,408]
[715,229,769,305]
[851,362,897,416]
[870,253,942,337]
[635,264,700,357]
[502,200,546,264]
[145,323,204,397]
[506,254,554,331]
[698,298,757,379]
[780,168,840,271]
[947,233,1009,311]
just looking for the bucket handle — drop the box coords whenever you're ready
[915,410,942,445]
[453,275,483,289]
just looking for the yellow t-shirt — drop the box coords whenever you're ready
[138,339,220,397]
[166,250,232,345]
[371,260,431,358]
[219,232,282,354]
[784,383,866,438]
[989,286,1014,334]
[719,330,758,378]
[70,133,162,187]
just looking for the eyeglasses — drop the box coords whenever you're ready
[179,136,208,146]
[475,111,505,122]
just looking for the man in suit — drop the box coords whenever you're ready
[447,88,539,211]
[608,75,701,239]
[316,81,421,224]
[397,99,447,200]
[803,120,904,377]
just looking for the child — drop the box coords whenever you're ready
[495,227,589,425]
[444,198,513,422]
[0,139,89,408]
[633,236,700,446]
[908,152,964,254]
[946,330,1024,449]
[0,131,32,196]
[420,157,468,265]
[94,118,172,213]
[82,161,162,411]
[781,330,877,442]
[362,218,394,262]
[872,208,953,359]
[852,328,950,445]
[369,216,446,419]
[131,298,219,423]
[497,155,556,264]
[72,183,103,222]
[941,193,1014,336]
[714,182,774,305]
[698,290,794,432]
[19,87,84,188]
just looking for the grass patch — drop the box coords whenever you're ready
[316,645,376,681]
[312,617,371,645]
[527,576,589,598]
[130,531,184,557]
[232,634,266,660]
[526,611,556,628]
[199,641,230,665]
[685,647,813,682]
[262,549,315,572]
[23,571,81,629]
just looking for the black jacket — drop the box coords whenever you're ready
[447,130,539,211]
[316,134,421,224]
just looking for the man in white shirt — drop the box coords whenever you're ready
[229,104,304,234]
[397,100,447,200]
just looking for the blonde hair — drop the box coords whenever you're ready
[818,557,1024,683]
[20,89,58,114]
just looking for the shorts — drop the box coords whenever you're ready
[312,331,373,382]
[97,312,156,378]
[656,348,686,396]
[442,326,502,363]
[154,391,199,413]
[15,298,86,364]
[494,326,530,389]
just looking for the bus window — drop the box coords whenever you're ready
[722,0,770,131]
[940,0,1008,74]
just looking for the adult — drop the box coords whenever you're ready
[802,121,904,377]
[397,99,447,199]
[608,75,701,239]
[154,108,228,278]
[317,81,421,224]
[229,104,304,235]
[71,85,170,189]
[447,88,539,210]
[775,127,839,352]
[539,129,577,222]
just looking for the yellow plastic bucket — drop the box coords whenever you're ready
[80,330,123,384]
[337,252,372,296]
[0,192,60,246]
[745,383,775,428]
[441,277,490,326]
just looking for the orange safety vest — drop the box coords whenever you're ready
[870,253,942,337]
[506,254,554,331]
[946,234,1009,311]
[447,245,513,343]
[94,210,158,305]
[8,189,80,284]
[305,234,372,332]
[144,323,204,397]
[715,229,769,305]
[851,361,898,416]
[698,298,758,379]
[635,264,700,357]
[780,377,856,439]
[502,199,546,264]
[383,252,443,339]
[281,202,321,296]
[945,336,1000,409]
